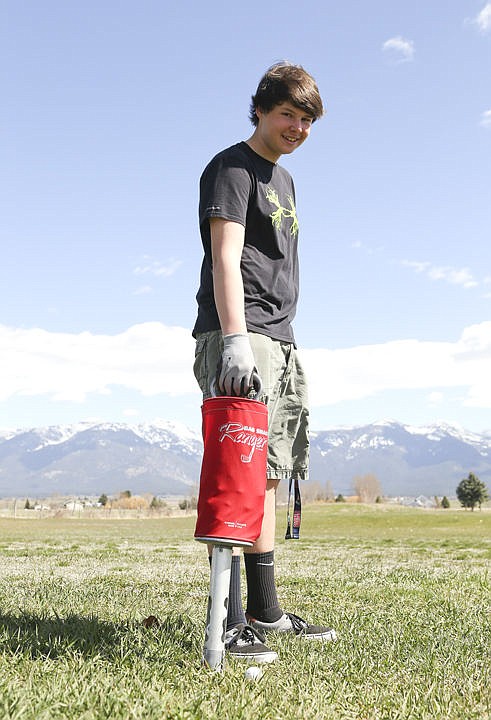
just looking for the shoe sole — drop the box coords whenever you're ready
[299,630,337,641]
[248,622,337,642]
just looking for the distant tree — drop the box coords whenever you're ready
[150,496,166,510]
[325,480,335,502]
[335,494,345,503]
[441,496,450,509]
[120,490,132,499]
[24,498,31,510]
[456,473,489,511]
[98,493,108,506]
[179,496,198,511]
[375,495,382,504]
[302,481,326,503]
[113,494,148,510]
[353,473,382,503]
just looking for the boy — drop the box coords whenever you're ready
[193,62,336,662]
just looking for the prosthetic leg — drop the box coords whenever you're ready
[202,544,233,670]
[195,394,268,672]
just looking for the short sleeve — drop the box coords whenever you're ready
[199,152,253,228]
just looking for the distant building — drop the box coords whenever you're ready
[64,500,84,512]
[397,495,436,508]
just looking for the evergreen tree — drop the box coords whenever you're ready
[441,496,450,509]
[456,473,489,511]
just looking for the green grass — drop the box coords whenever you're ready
[0,505,489,719]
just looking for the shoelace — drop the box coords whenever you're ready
[285,613,308,634]
[226,623,266,647]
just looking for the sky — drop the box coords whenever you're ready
[1,0,491,436]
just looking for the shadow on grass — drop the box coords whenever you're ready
[0,611,197,660]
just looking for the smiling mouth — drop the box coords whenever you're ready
[283,135,299,143]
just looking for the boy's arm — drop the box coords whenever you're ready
[210,218,260,396]
[210,218,247,335]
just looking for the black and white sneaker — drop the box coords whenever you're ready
[246,612,337,641]
[225,623,278,663]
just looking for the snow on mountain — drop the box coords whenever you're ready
[403,421,487,446]
[0,421,203,498]
[4,420,203,455]
[309,420,491,496]
[0,419,490,498]
[132,420,202,455]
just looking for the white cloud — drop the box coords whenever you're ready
[402,260,478,288]
[123,408,141,417]
[402,260,429,274]
[0,322,197,403]
[480,109,491,128]
[382,36,415,62]
[351,240,384,255]
[301,321,491,410]
[2,322,491,419]
[455,322,491,357]
[133,256,182,277]
[427,267,477,288]
[428,391,444,405]
[474,3,491,32]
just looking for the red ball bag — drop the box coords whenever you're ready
[194,396,268,546]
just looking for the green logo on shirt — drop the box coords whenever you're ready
[265,187,299,237]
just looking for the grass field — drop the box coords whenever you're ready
[0,504,489,719]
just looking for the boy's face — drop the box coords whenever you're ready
[253,102,313,163]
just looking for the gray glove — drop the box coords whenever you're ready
[216,333,262,397]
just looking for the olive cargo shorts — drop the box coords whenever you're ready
[193,330,309,481]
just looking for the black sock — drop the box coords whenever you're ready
[244,550,283,623]
[208,554,246,630]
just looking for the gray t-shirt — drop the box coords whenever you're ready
[192,142,300,344]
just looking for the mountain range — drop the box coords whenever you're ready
[0,419,490,499]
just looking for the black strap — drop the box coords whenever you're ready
[285,477,301,540]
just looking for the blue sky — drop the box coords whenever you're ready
[2,0,491,434]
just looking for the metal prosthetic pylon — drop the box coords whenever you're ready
[202,544,233,671]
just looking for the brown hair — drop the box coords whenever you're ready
[249,62,324,127]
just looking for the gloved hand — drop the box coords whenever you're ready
[216,333,262,397]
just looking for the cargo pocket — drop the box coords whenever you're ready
[193,334,208,395]
[193,331,222,398]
